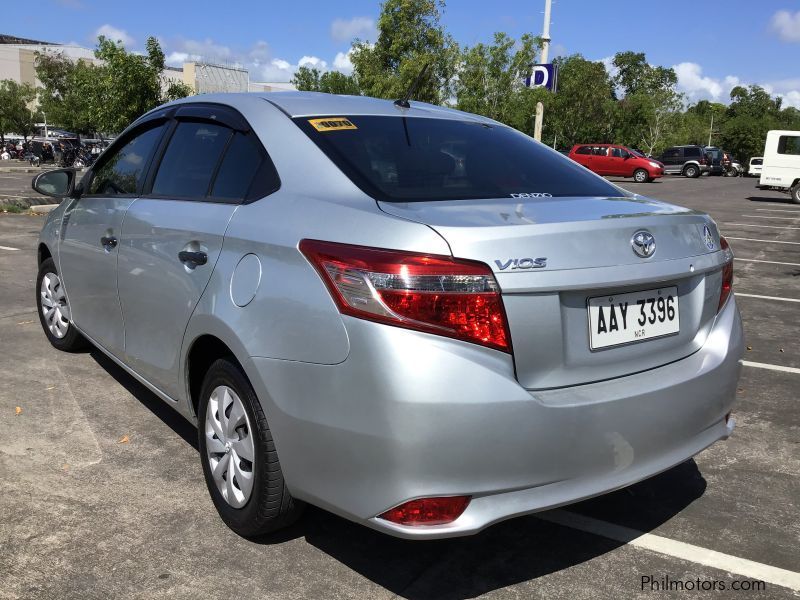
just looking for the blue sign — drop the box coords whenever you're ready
[525,64,558,92]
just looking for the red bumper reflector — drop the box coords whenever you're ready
[378,496,471,526]
[718,236,733,311]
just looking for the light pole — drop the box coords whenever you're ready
[533,0,552,142]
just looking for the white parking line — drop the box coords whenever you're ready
[735,258,800,267]
[743,361,800,375]
[727,237,800,246]
[0,245,20,251]
[725,223,800,230]
[741,215,800,220]
[742,215,800,221]
[755,208,800,213]
[537,510,800,592]
[736,293,800,303]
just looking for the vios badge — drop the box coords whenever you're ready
[631,230,656,258]
[703,225,715,250]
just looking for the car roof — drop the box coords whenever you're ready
[164,91,497,123]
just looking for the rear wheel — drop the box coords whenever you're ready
[198,358,304,537]
[683,164,699,178]
[36,257,86,352]
[791,183,800,204]
[633,169,649,183]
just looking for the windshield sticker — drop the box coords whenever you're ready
[308,118,357,132]
[510,192,553,198]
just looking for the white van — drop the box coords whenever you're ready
[758,130,800,203]
[748,157,763,177]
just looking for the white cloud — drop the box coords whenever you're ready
[762,78,800,109]
[333,48,354,74]
[160,37,353,84]
[95,24,134,47]
[298,55,327,70]
[330,17,376,43]
[599,56,618,79]
[770,10,800,43]
[673,62,724,100]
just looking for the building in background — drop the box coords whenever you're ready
[0,34,296,97]
[0,35,101,88]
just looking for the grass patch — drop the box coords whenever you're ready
[1,203,26,214]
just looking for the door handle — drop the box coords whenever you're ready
[100,235,117,249]
[178,250,208,266]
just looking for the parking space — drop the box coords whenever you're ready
[1,175,798,599]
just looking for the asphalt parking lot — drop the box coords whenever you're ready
[0,175,798,599]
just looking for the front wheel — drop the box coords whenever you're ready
[684,165,699,178]
[36,258,87,351]
[633,169,650,183]
[198,358,304,537]
[791,183,800,205]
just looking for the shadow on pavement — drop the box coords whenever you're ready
[747,194,796,204]
[90,349,198,450]
[90,347,706,600]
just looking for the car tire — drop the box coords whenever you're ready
[791,183,800,205]
[683,165,699,178]
[36,257,87,352]
[633,169,649,183]
[198,358,304,537]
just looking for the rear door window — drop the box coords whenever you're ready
[152,122,231,198]
[575,146,591,155]
[684,147,701,158]
[212,132,281,202]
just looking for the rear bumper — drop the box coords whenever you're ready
[247,296,743,539]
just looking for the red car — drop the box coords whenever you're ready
[568,144,664,183]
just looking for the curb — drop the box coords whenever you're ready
[30,204,59,214]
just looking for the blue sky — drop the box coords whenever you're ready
[6,0,800,106]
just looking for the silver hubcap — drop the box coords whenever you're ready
[205,385,255,508]
[40,272,70,339]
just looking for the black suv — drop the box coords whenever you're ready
[658,145,711,178]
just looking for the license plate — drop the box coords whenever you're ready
[588,286,679,350]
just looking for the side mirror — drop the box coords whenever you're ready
[32,168,76,199]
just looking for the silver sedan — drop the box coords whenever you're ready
[33,92,742,539]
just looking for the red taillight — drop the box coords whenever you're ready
[718,236,733,311]
[299,240,511,352]
[378,496,471,526]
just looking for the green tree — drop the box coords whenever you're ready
[543,54,617,148]
[35,36,193,135]
[0,80,39,143]
[610,52,681,155]
[350,0,459,105]
[34,52,97,134]
[291,67,361,95]
[291,66,322,91]
[455,32,541,131]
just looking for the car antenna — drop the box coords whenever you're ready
[394,62,430,109]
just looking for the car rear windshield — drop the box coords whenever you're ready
[294,115,621,202]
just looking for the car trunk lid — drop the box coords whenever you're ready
[378,195,727,389]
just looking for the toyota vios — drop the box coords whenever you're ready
[33,93,743,539]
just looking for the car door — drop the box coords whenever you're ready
[116,105,270,399]
[607,146,628,176]
[58,120,167,357]
[661,148,680,172]
[590,145,611,175]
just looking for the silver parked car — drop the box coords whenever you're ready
[34,93,742,539]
